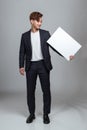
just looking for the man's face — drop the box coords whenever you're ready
[30,17,42,30]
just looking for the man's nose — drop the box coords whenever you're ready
[39,23,42,26]
[38,22,42,25]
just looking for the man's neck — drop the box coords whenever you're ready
[31,27,39,33]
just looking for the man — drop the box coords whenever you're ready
[19,11,74,124]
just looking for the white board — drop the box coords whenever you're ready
[47,27,82,61]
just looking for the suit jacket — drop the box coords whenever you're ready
[19,29,54,71]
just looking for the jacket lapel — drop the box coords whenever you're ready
[39,29,44,52]
[28,29,32,51]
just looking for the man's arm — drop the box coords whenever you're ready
[19,34,25,75]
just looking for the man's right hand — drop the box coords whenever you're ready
[19,67,25,76]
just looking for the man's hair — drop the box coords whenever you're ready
[29,11,43,21]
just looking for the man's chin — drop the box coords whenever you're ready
[36,27,40,30]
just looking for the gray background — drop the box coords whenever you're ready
[0,0,87,103]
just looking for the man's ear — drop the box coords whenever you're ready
[30,20,33,25]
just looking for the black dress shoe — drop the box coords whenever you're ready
[26,114,35,123]
[43,114,50,124]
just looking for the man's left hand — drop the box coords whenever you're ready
[69,55,74,60]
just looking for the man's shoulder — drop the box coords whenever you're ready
[40,29,49,33]
[22,30,30,37]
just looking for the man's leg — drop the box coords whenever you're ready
[38,61,51,115]
[26,63,37,115]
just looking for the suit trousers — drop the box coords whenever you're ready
[26,60,51,115]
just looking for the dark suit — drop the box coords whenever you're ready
[19,29,62,115]
[19,29,61,114]
[19,29,53,72]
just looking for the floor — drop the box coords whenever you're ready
[0,90,87,130]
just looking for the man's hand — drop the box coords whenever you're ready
[69,55,74,60]
[19,67,25,76]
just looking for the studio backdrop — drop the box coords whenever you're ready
[0,0,87,100]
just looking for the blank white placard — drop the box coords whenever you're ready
[47,27,82,61]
